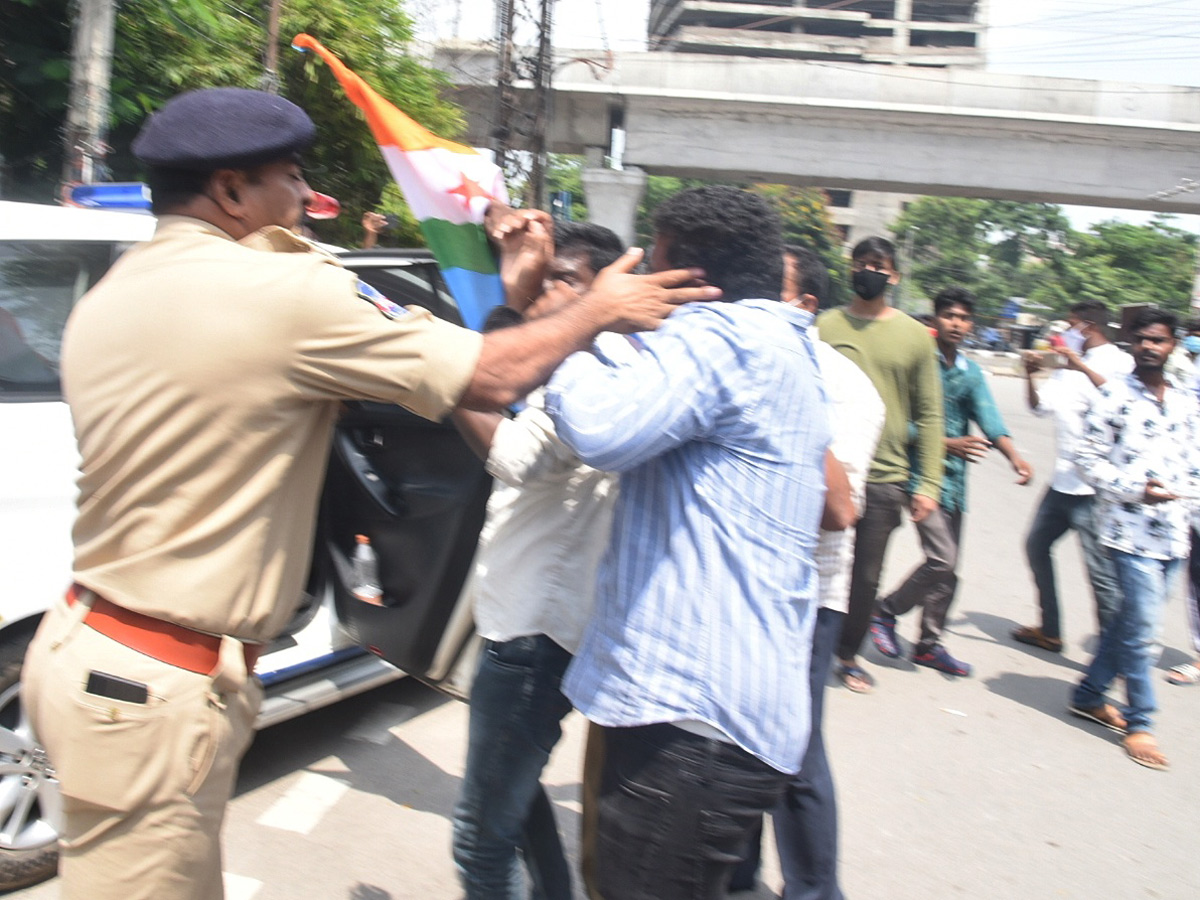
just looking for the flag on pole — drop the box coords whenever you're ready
[292,33,507,331]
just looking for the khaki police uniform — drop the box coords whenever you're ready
[23,216,481,900]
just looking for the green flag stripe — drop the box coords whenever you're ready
[419,218,498,275]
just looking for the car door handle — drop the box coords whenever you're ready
[333,431,407,518]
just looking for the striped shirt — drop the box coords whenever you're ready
[544,300,831,774]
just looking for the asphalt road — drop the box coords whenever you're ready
[12,374,1200,899]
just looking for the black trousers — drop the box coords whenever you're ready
[596,723,788,900]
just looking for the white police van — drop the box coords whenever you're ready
[0,200,486,889]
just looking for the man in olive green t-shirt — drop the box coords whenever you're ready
[818,236,944,693]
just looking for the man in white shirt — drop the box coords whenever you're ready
[450,221,628,900]
[732,245,885,899]
[1070,307,1200,770]
[1013,300,1131,653]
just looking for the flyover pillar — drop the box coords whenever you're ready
[581,166,646,248]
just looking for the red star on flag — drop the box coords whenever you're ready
[448,174,493,208]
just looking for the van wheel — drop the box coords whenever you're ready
[0,628,60,891]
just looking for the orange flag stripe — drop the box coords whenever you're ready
[292,33,476,155]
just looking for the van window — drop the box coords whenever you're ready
[0,241,128,399]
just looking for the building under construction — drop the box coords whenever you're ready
[648,0,986,68]
[647,1,988,247]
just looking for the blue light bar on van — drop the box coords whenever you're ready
[69,182,152,211]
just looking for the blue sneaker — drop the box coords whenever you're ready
[912,645,972,677]
[869,615,901,658]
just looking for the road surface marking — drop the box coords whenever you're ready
[223,873,262,900]
[256,770,350,834]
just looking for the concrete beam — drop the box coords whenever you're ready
[433,47,1200,214]
[581,167,647,246]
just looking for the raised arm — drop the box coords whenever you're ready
[544,311,734,472]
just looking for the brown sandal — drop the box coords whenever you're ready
[1069,703,1127,734]
[1011,625,1063,653]
[1123,733,1169,771]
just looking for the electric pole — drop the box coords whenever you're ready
[491,0,554,208]
[61,0,117,192]
[492,0,516,176]
[527,0,553,209]
[263,0,283,94]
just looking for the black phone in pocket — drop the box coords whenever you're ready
[85,671,149,704]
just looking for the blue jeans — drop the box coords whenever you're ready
[1025,488,1121,640]
[452,635,574,900]
[1072,552,1183,734]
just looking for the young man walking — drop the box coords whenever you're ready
[1070,308,1200,771]
[818,237,945,693]
[870,288,1032,676]
[1013,300,1130,653]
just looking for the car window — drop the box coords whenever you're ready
[0,240,130,399]
[348,263,465,327]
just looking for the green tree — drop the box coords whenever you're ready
[894,196,1198,319]
[544,154,588,221]
[1056,217,1198,313]
[749,183,848,306]
[0,0,73,199]
[2,0,461,246]
[893,198,1071,317]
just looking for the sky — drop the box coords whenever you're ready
[410,0,1200,234]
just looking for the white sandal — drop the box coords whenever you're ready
[1166,662,1200,685]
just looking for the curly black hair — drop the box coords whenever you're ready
[555,220,625,274]
[653,186,784,302]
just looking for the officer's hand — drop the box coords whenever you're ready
[910,493,938,523]
[525,280,580,321]
[945,435,990,462]
[582,248,721,334]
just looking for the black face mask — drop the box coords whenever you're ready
[851,268,891,301]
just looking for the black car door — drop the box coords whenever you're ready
[318,252,491,687]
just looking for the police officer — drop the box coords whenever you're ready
[21,87,715,900]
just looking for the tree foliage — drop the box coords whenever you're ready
[748,183,849,306]
[1,0,461,245]
[0,0,74,196]
[892,197,1196,318]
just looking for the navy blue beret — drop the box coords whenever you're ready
[132,87,316,170]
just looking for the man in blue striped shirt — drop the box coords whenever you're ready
[545,187,832,899]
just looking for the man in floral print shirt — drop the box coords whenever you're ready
[1070,307,1200,771]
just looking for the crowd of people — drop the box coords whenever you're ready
[26,85,1200,900]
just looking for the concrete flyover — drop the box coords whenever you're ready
[434,45,1200,217]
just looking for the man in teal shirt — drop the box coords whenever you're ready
[870,287,1033,675]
